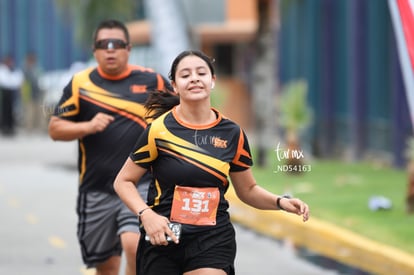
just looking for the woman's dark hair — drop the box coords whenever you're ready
[92,19,130,44]
[145,89,180,120]
[168,50,215,81]
[145,50,216,120]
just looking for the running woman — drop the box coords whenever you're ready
[114,50,310,275]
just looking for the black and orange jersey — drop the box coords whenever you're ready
[53,65,172,193]
[130,107,253,232]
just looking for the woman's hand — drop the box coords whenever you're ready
[279,197,310,222]
[140,209,179,245]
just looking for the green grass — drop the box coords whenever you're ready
[211,82,414,254]
[251,151,414,254]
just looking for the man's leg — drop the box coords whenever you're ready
[2,89,14,134]
[95,256,121,275]
[77,192,124,275]
[121,231,140,275]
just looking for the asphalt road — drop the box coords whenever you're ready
[0,131,338,275]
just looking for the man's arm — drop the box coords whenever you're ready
[48,113,115,141]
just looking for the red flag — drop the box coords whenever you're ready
[389,0,414,129]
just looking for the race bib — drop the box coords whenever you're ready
[170,186,220,226]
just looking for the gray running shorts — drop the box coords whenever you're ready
[76,173,152,267]
[76,179,149,267]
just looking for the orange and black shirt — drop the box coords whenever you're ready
[53,65,172,193]
[130,107,253,232]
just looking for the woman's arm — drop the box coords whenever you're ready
[230,169,309,222]
[114,157,178,245]
[114,157,149,215]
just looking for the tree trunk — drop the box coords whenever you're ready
[251,0,279,167]
[285,130,303,175]
[406,161,414,213]
[143,0,191,76]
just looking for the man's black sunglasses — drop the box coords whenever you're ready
[94,39,128,50]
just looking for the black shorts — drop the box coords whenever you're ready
[137,223,236,275]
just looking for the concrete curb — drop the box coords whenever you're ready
[226,187,414,275]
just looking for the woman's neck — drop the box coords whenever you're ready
[175,102,215,125]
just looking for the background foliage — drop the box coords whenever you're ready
[54,0,138,47]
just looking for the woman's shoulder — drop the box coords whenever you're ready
[148,109,173,128]
[214,108,242,129]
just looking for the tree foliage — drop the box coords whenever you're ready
[54,0,139,47]
[278,79,313,135]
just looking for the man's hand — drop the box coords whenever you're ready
[88,112,115,134]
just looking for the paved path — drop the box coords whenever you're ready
[0,131,338,275]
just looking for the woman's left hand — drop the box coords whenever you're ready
[280,197,310,222]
